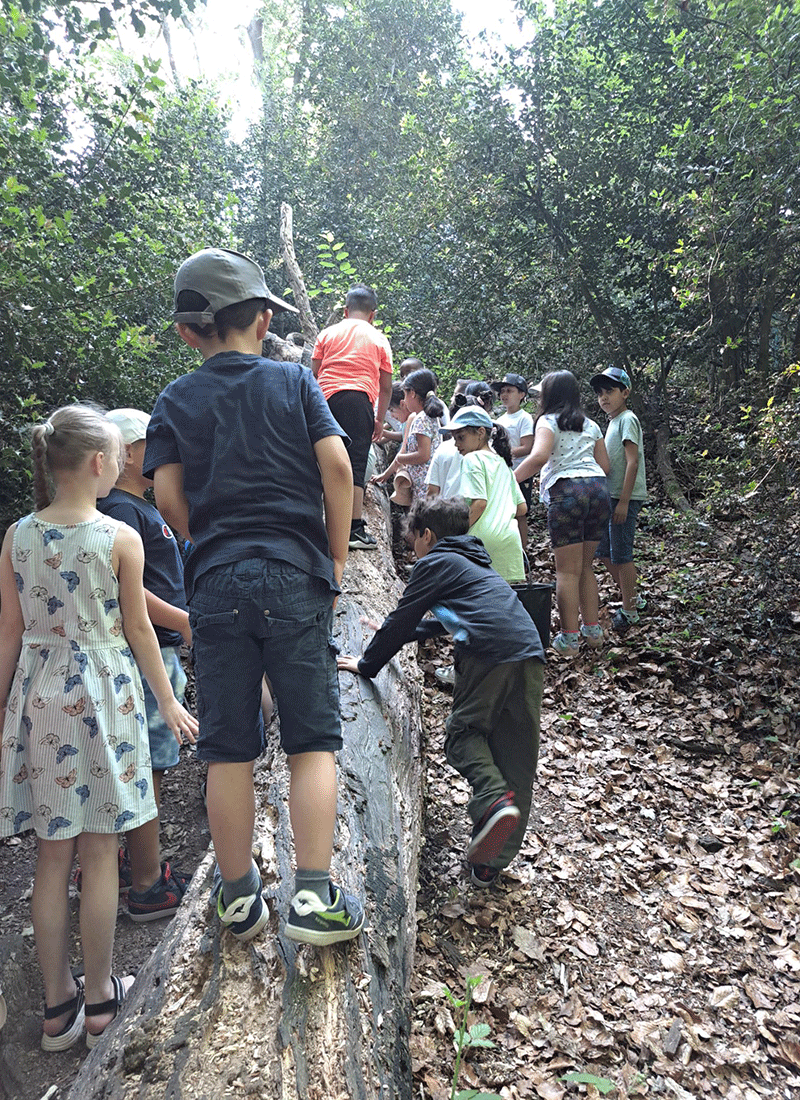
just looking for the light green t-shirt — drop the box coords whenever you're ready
[459,449,525,583]
[605,409,647,500]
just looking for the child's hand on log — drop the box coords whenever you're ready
[337,654,361,675]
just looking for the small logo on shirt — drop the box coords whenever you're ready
[162,524,174,540]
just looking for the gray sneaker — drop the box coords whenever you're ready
[285,884,364,946]
[217,886,269,942]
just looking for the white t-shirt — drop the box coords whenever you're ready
[537,414,606,503]
[425,438,463,499]
[497,408,534,471]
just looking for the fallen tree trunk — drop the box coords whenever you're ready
[67,493,424,1100]
[655,425,692,514]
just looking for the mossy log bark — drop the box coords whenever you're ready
[66,494,423,1100]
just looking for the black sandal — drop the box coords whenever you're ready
[85,974,131,1050]
[41,976,85,1052]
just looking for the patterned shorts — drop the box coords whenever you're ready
[547,477,611,549]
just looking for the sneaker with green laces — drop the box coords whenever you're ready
[285,884,365,946]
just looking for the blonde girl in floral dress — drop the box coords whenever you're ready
[0,406,197,1051]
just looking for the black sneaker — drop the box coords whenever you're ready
[349,525,378,550]
[467,792,521,864]
[470,864,500,889]
[128,862,190,923]
[216,884,269,942]
[285,884,365,946]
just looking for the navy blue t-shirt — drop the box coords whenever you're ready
[142,352,348,600]
[97,487,187,648]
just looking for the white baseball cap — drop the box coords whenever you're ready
[106,408,150,444]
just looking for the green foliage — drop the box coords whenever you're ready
[0,0,236,529]
[562,1070,617,1094]
[443,976,503,1100]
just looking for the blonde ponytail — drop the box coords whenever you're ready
[30,405,115,510]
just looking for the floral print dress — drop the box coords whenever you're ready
[0,514,157,840]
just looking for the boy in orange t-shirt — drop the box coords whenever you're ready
[312,284,393,549]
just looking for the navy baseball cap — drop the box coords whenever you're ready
[490,372,528,394]
[590,366,631,391]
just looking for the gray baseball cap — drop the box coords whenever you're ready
[173,247,299,323]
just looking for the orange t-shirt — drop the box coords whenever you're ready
[312,318,393,404]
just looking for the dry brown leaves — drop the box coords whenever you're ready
[409,514,800,1100]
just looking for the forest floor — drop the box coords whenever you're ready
[1,500,799,1100]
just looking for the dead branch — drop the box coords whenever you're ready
[280,202,319,347]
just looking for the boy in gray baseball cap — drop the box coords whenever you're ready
[143,246,364,946]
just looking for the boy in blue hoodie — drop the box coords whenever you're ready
[337,497,545,887]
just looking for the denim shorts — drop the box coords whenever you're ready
[546,477,611,549]
[141,645,187,771]
[595,498,644,564]
[189,558,342,762]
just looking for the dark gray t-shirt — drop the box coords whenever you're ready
[143,352,348,600]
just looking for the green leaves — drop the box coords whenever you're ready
[562,1071,616,1094]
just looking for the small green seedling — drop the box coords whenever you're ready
[771,810,791,835]
[443,976,503,1100]
[562,1071,617,1094]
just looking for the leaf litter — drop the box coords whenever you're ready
[410,507,800,1100]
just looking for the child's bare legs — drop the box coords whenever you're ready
[206,761,256,882]
[553,542,583,634]
[288,751,336,872]
[34,836,78,1036]
[578,542,601,625]
[261,677,273,726]
[125,769,163,893]
[599,556,638,612]
[76,832,128,1034]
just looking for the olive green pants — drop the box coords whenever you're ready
[444,654,543,870]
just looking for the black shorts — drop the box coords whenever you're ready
[327,390,375,488]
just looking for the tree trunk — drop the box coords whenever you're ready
[756,287,776,382]
[280,203,319,347]
[655,425,692,513]
[66,493,424,1100]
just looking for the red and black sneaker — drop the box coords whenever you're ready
[127,862,190,923]
[466,792,521,865]
[470,864,500,889]
[74,847,132,896]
